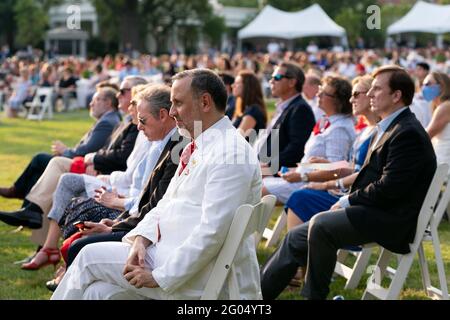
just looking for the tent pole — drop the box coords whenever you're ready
[436,34,443,49]
[288,39,294,52]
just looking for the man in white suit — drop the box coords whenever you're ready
[52,69,263,300]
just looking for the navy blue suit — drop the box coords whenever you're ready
[14,111,121,196]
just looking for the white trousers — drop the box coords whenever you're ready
[51,241,167,300]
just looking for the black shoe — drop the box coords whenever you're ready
[45,279,58,292]
[0,208,42,229]
[0,186,25,199]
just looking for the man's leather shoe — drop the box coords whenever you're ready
[0,186,25,199]
[0,208,42,229]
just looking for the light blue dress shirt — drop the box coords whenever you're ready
[124,128,177,213]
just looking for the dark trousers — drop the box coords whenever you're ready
[260,209,373,300]
[14,153,53,196]
[67,231,128,267]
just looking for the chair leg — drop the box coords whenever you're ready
[264,211,286,249]
[385,253,415,300]
[430,228,449,300]
[344,247,373,290]
[417,243,432,295]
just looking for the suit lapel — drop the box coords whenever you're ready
[361,108,412,168]
[260,95,302,153]
[272,95,302,130]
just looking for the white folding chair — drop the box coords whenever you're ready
[261,205,287,249]
[201,195,276,300]
[362,163,449,300]
[27,87,53,120]
[334,245,375,290]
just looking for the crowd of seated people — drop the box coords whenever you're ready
[0,46,449,300]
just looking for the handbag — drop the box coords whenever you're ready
[59,196,122,239]
[70,156,86,174]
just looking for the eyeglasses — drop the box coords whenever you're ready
[138,117,147,126]
[351,91,368,98]
[271,74,292,81]
[318,86,336,98]
[119,88,132,96]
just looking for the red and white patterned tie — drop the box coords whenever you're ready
[178,141,196,176]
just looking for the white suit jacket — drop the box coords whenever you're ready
[124,117,263,299]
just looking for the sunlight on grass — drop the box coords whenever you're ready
[0,109,449,300]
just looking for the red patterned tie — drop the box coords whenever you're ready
[178,141,196,176]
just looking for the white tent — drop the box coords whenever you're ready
[387,1,450,48]
[238,4,347,46]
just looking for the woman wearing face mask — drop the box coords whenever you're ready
[423,72,450,172]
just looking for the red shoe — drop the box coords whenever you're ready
[21,248,61,270]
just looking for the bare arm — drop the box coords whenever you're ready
[427,102,450,139]
[237,115,257,137]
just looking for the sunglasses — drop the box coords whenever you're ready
[271,74,292,81]
[351,91,368,98]
[119,88,132,95]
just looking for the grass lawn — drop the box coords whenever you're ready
[0,109,449,300]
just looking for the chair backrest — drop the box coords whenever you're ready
[28,87,53,120]
[253,195,277,246]
[34,87,53,105]
[409,163,449,251]
[432,172,450,226]
[201,195,276,300]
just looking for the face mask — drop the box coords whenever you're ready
[422,84,441,102]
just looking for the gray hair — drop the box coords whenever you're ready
[124,76,148,88]
[98,87,119,110]
[137,84,171,117]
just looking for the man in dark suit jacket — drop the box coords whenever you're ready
[258,61,315,174]
[260,65,437,300]
[0,87,121,200]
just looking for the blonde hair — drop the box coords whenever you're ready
[352,75,373,91]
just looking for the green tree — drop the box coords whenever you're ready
[203,15,226,49]
[0,0,61,49]
[0,0,16,48]
[91,0,213,54]
[14,0,49,47]
[141,0,212,54]
[91,0,140,52]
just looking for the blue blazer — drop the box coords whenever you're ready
[260,94,315,171]
[62,110,121,158]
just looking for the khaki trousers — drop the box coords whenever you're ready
[27,156,72,246]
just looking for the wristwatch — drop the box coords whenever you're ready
[301,173,309,182]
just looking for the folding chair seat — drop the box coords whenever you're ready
[201,195,276,300]
[362,163,449,300]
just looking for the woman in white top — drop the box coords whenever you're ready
[423,72,450,172]
[262,76,356,204]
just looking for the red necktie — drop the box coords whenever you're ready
[178,141,196,176]
[313,118,330,136]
